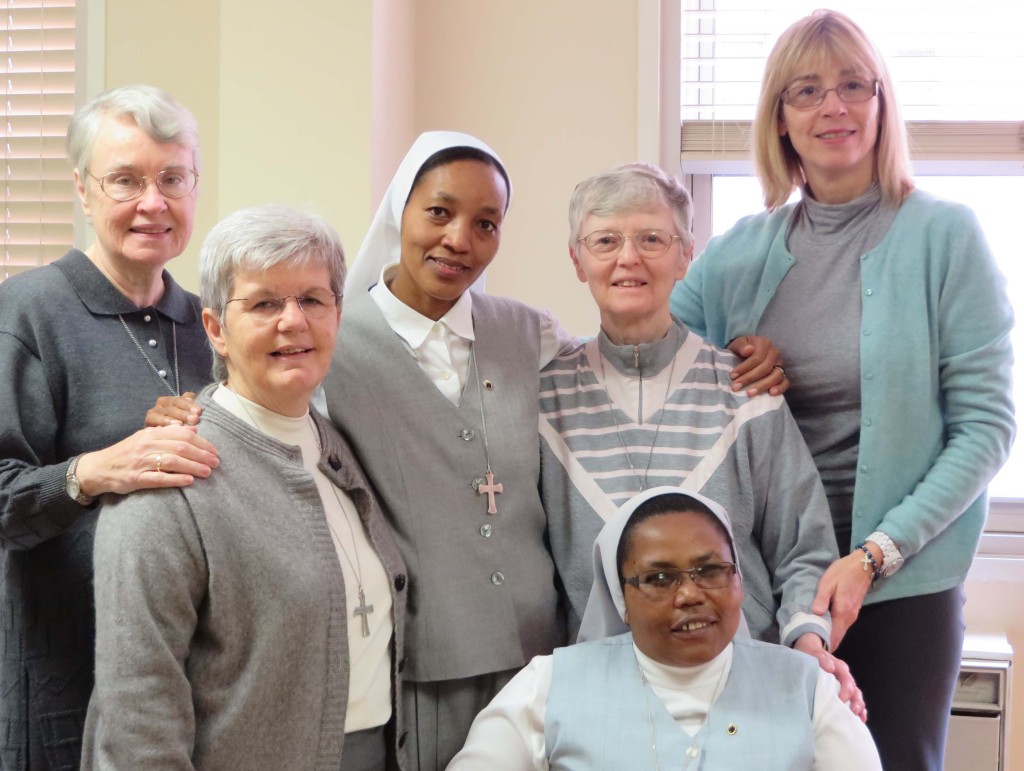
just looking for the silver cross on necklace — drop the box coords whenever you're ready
[352,588,375,637]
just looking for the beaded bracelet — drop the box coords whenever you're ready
[854,543,880,581]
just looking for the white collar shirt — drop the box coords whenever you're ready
[369,263,476,405]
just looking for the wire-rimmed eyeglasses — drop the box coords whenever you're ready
[622,563,738,599]
[780,79,878,110]
[577,229,682,260]
[224,292,341,323]
[85,167,199,202]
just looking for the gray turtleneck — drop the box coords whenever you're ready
[757,183,897,550]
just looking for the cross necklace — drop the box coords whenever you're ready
[231,391,375,637]
[470,345,503,514]
[309,415,375,638]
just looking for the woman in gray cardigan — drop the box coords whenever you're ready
[82,205,407,771]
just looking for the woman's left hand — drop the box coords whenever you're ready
[793,633,867,723]
[727,335,789,396]
[812,550,877,651]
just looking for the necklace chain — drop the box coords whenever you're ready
[597,346,676,492]
[306,414,367,592]
[636,648,729,770]
[470,344,494,474]
[230,391,374,636]
[119,313,180,396]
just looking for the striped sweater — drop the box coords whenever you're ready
[538,320,838,644]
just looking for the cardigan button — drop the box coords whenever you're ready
[328,455,342,470]
[864,288,873,296]
[394,574,407,591]
[491,571,505,586]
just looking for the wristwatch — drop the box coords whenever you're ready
[65,455,95,506]
[866,530,904,578]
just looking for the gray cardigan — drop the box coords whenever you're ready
[0,249,211,770]
[82,393,408,770]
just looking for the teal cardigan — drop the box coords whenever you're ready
[670,189,1015,604]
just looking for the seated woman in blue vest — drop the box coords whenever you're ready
[449,488,881,770]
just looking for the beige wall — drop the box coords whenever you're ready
[407,0,640,334]
[100,0,642,334]
[103,0,374,295]
[102,0,221,289]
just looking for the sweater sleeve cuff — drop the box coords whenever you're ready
[781,612,830,648]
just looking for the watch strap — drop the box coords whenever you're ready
[65,455,95,506]
[866,530,904,577]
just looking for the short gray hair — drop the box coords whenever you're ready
[199,204,347,382]
[67,85,201,175]
[568,162,693,252]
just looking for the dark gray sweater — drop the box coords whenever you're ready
[0,250,211,770]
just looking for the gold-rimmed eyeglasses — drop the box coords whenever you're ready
[85,167,199,202]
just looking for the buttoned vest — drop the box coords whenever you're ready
[327,290,565,681]
[545,634,817,770]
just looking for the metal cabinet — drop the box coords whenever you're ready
[945,634,1012,771]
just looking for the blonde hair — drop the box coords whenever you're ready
[752,9,914,209]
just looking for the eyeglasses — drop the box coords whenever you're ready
[780,79,878,110]
[622,563,737,598]
[225,292,341,322]
[85,167,199,202]
[578,229,682,259]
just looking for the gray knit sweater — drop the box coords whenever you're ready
[0,249,211,770]
[82,393,408,770]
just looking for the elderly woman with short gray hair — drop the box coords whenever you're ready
[0,85,217,769]
[82,205,407,771]
[538,162,863,712]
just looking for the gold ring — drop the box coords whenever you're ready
[155,453,163,473]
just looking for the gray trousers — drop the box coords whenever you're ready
[402,668,517,771]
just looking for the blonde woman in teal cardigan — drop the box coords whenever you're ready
[670,11,1014,771]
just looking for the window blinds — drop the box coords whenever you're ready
[680,0,1024,163]
[1,0,75,281]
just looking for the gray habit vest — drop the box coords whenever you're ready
[327,290,565,681]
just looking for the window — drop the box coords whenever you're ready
[680,1,1024,506]
[1,0,76,281]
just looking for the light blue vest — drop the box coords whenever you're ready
[545,634,817,770]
